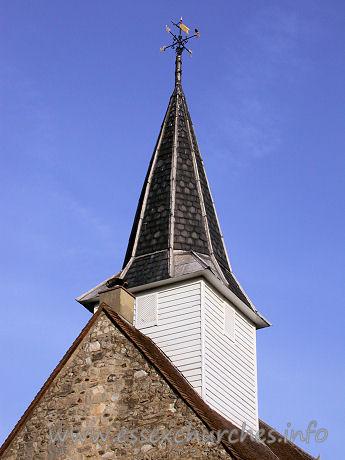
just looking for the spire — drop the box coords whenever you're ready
[120,30,252,307]
[77,19,255,312]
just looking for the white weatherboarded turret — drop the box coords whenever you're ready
[78,41,270,433]
[133,272,265,433]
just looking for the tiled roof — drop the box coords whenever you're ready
[121,82,252,308]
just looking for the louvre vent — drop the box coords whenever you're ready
[136,293,158,328]
[224,302,235,341]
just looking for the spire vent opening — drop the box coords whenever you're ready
[136,293,158,328]
[224,302,235,342]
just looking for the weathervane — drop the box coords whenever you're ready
[160,17,200,86]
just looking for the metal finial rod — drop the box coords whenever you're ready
[175,50,182,85]
[160,17,200,86]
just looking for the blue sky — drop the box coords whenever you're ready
[1,1,344,458]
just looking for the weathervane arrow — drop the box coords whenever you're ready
[160,17,200,86]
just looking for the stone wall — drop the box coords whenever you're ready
[2,312,232,459]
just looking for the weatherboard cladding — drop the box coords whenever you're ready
[203,282,258,432]
[123,84,251,308]
[135,281,203,395]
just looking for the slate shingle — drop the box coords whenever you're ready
[125,251,169,288]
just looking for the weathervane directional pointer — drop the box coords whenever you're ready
[160,17,200,86]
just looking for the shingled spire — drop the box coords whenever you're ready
[120,28,251,307]
[77,20,254,311]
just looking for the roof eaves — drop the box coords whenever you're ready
[258,420,317,460]
[76,272,120,304]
